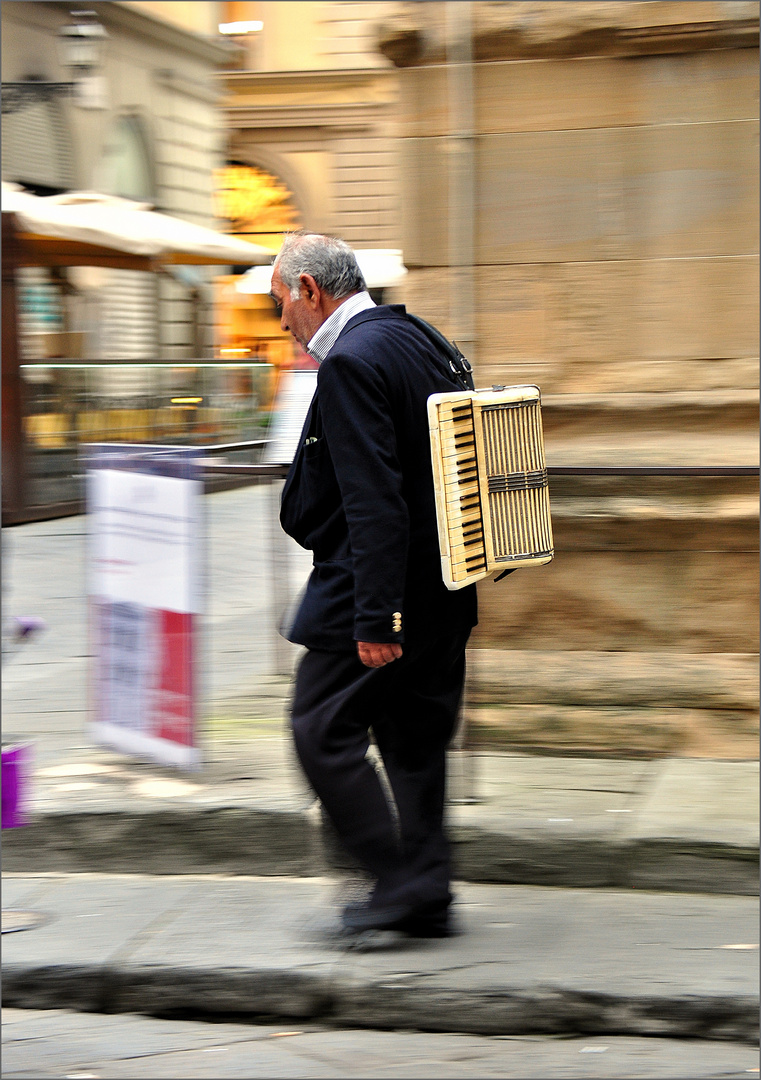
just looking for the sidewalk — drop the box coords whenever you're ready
[3,728,759,895]
[3,872,759,1043]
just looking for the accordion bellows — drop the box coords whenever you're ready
[427,385,554,590]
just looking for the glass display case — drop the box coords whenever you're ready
[20,361,276,508]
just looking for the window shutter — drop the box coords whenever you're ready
[2,100,74,190]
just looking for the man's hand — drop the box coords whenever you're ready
[357,641,403,668]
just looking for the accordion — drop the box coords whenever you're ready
[427,385,554,590]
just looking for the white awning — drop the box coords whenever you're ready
[235,248,408,294]
[1,186,272,267]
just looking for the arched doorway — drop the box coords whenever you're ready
[93,114,154,202]
[214,161,300,254]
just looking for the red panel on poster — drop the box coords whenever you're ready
[156,610,194,746]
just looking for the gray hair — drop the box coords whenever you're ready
[274,231,366,301]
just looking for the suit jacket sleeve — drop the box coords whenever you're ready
[317,348,408,644]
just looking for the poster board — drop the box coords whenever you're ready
[85,445,203,769]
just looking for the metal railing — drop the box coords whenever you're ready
[5,438,758,528]
[547,466,758,477]
[201,458,760,482]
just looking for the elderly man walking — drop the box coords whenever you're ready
[272,231,478,937]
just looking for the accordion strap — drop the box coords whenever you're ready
[405,313,475,391]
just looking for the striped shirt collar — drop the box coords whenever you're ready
[307,291,376,364]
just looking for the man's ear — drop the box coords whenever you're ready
[299,273,320,310]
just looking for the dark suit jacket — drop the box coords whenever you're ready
[280,304,478,651]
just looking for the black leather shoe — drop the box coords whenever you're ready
[341,901,409,933]
[342,899,455,938]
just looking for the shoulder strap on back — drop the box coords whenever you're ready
[405,313,475,391]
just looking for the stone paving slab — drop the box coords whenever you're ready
[2,1008,759,1079]
[2,874,758,1044]
[2,1010,755,1080]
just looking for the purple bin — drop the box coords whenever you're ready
[2,744,32,829]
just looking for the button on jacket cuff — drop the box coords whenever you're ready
[354,612,405,644]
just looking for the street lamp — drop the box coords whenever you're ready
[2,10,107,115]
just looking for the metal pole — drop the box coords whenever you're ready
[446,0,476,361]
[2,214,26,524]
[446,2,479,803]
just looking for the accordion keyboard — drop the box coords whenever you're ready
[434,399,489,580]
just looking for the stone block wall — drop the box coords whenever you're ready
[379,1,759,757]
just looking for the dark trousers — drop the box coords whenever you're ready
[290,630,470,912]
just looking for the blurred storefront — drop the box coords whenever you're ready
[2,181,270,523]
[1,2,271,522]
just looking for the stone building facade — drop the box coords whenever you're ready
[377,1,759,757]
